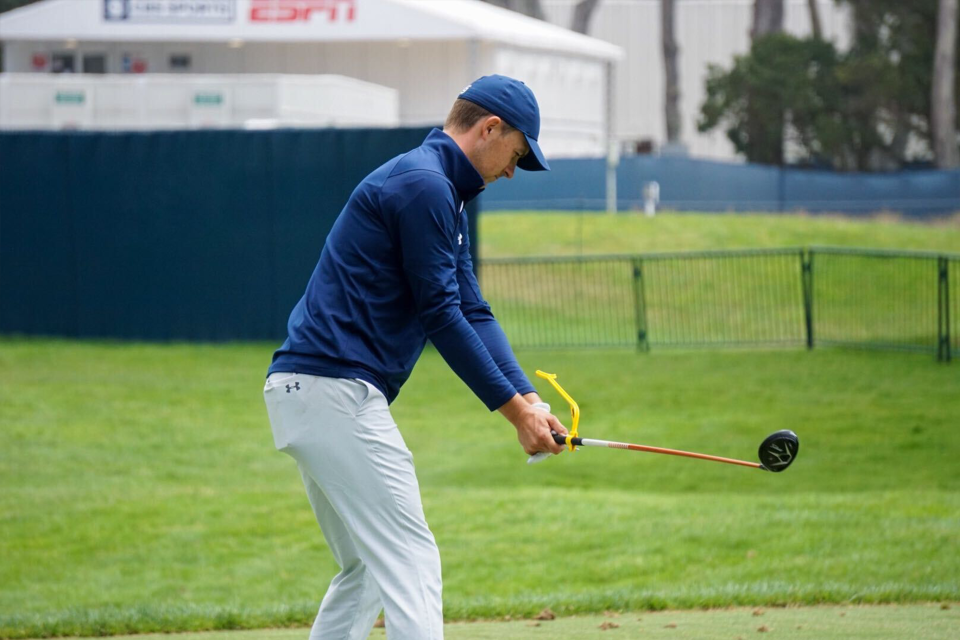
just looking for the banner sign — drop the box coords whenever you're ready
[249,0,356,23]
[103,0,236,24]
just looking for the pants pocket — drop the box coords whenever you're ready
[332,378,372,418]
[264,373,312,452]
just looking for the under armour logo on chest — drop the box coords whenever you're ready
[458,233,463,246]
[286,382,301,393]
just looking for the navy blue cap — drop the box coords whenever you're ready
[458,75,550,172]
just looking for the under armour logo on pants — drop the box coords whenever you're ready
[286,382,301,393]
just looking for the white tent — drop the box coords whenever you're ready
[0,0,620,55]
[1,0,622,163]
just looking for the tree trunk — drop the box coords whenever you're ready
[571,0,602,34]
[482,0,545,21]
[932,0,959,168]
[662,0,682,144]
[807,0,823,39]
[752,0,785,40]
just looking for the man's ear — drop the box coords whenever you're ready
[480,115,502,139]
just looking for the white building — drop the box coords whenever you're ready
[0,71,402,129]
[0,0,621,159]
[542,0,852,160]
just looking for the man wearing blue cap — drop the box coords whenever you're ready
[263,75,566,640]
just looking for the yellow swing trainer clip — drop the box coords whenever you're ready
[535,370,579,452]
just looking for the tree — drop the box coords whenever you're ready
[932,0,959,168]
[699,34,849,167]
[662,0,682,144]
[837,0,959,163]
[703,3,960,170]
[807,0,823,40]
[482,0,545,21]
[571,0,602,34]
[752,0,784,40]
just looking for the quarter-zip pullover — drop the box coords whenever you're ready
[268,129,534,410]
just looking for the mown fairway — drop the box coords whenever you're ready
[1,342,958,637]
[47,604,960,639]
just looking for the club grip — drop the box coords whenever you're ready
[528,432,581,464]
[526,402,555,465]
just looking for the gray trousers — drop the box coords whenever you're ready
[264,373,443,640]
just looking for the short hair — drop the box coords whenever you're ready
[444,98,515,134]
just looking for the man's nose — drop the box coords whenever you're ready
[503,164,516,179]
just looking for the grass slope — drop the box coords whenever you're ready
[477,211,960,352]
[1,341,958,637]
[478,211,960,258]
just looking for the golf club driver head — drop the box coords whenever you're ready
[758,430,799,472]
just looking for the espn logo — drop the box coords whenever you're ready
[250,0,357,22]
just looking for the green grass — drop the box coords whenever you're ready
[1,341,958,637]
[35,604,959,639]
[2,211,959,636]
[478,211,960,259]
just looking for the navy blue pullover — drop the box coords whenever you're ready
[268,129,535,410]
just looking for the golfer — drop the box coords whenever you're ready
[263,75,566,640]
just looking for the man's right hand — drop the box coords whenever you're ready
[498,393,567,455]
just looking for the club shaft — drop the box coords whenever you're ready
[560,435,762,469]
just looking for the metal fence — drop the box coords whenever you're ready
[479,247,957,362]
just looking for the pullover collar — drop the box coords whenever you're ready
[422,129,485,204]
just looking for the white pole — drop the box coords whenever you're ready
[643,181,660,217]
[605,59,618,214]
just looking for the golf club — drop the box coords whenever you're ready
[528,370,799,472]
[529,428,799,472]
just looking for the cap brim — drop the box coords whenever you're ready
[517,133,550,171]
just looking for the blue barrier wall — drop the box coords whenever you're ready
[0,127,435,341]
[3,129,956,342]
[480,155,960,216]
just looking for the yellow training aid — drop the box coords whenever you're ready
[535,370,580,451]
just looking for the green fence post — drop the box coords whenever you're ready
[801,249,814,350]
[632,257,650,352]
[948,259,953,363]
[938,257,951,363]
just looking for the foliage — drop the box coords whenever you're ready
[700,1,960,170]
[699,34,843,167]
[698,33,911,170]
[838,0,960,166]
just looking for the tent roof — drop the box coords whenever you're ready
[0,0,621,61]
